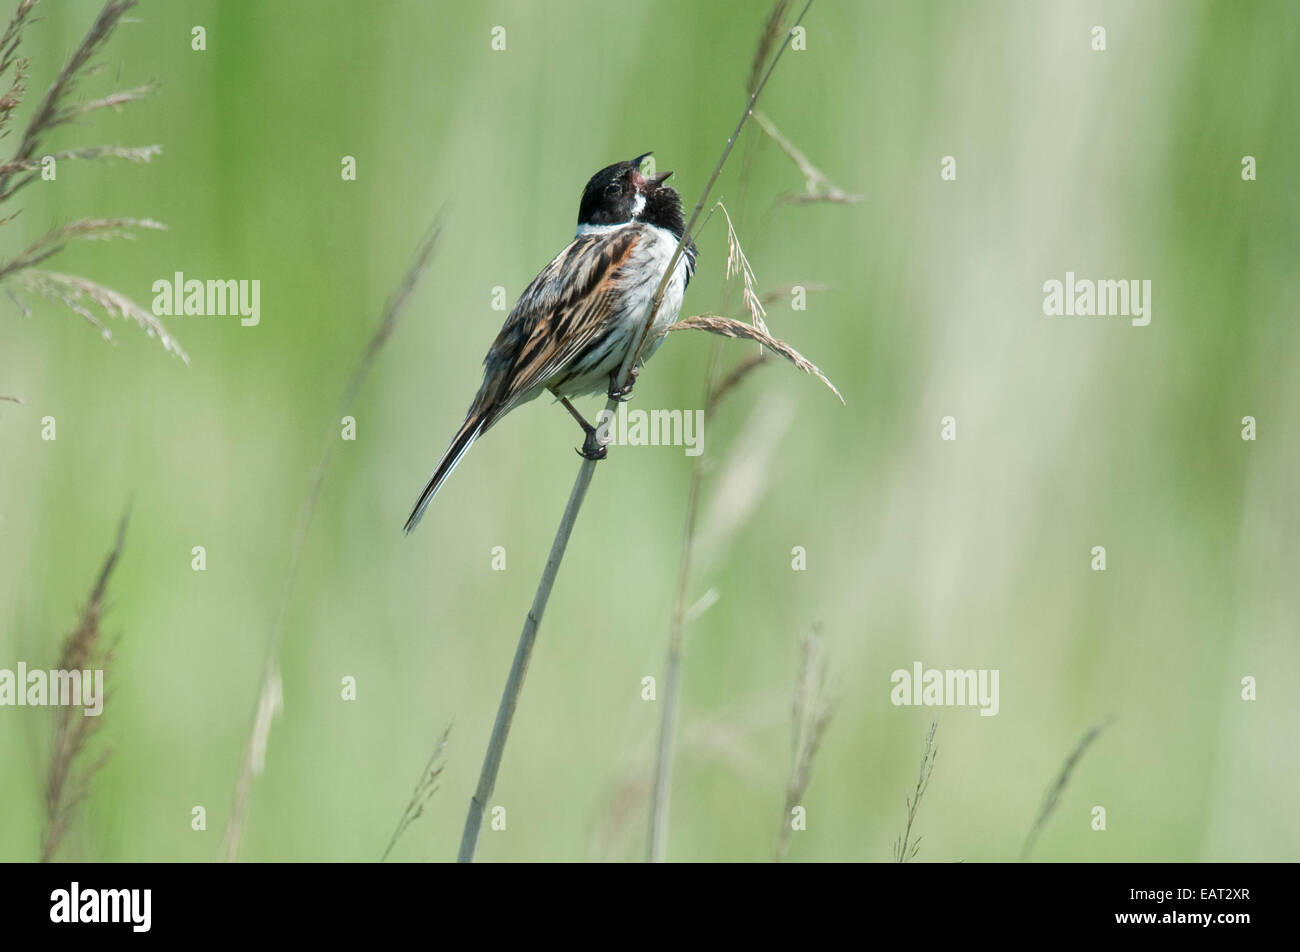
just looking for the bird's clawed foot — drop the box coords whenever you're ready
[608,367,638,402]
[577,428,608,461]
[560,395,608,460]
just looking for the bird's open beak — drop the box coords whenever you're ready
[629,152,672,190]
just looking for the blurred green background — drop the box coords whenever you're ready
[1,0,1297,862]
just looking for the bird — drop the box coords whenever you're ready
[403,152,696,533]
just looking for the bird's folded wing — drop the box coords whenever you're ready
[481,228,641,409]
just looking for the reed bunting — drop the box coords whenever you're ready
[403,153,696,533]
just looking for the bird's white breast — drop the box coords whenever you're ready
[560,221,691,395]
[572,221,690,338]
[626,223,689,337]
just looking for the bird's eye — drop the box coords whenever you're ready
[604,183,620,196]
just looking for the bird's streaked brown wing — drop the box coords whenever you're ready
[403,227,641,534]
[473,227,640,415]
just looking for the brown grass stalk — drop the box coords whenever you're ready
[0,0,177,360]
[41,506,128,862]
[0,0,152,201]
[0,217,166,281]
[15,267,186,360]
[668,313,843,403]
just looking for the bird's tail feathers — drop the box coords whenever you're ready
[403,412,489,534]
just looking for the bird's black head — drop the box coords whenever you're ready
[576,152,686,238]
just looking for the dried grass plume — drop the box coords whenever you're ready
[668,313,844,404]
[41,507,128,862]
[0,0,181,361]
